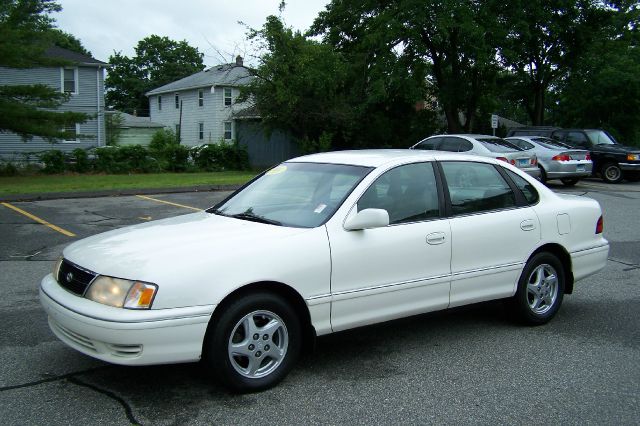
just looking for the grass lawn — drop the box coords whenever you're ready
[0,171,257,196]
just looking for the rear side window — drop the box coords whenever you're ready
[442,162,516,215]
[413,138,440,150]
[505,169,539,205]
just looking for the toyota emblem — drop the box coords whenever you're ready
[66,272,73,283]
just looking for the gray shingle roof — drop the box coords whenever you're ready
[107,111,165,128]
[44,46,108,66]
[145,63,253,96]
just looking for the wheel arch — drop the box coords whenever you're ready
[203,281,316,356]
[528,243,574,294]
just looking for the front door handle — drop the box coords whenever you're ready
[426,232,446,245]
[520,219,536,231]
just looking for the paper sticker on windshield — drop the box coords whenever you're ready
[314,204,327,213]
[267,165,287,175]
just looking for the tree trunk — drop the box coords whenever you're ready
[531,82,545,125]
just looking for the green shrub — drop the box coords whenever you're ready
[191,142,250,171]
[118,145,158,172]
[94,146,120,173]
[71,148,91,173]
[40,150,66,174]
[0,162,19,176]
[163,144,190,172]
[149,129,178,151]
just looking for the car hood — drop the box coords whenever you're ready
[63,211,311,280]
[592,143,640,154]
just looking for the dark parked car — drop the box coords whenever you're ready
[506,127,640,183]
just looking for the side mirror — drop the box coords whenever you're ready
[344,208,390,231]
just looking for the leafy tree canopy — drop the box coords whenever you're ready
[105,35,205,116]
[0,0,90,142]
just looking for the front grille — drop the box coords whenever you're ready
[56,259,97,296]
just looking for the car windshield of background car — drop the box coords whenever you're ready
[476,138,522,153]
[586,130,617,145]
[211,162,372,228]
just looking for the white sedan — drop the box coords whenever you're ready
[40,150,609,392]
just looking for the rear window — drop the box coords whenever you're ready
[476,138,522,153]
[532,138,572,149]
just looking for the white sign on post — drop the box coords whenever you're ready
[491,114,498,129]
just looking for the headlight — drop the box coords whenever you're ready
[627,154,639,161]
[85,276,157,309]
[52,258,63,281]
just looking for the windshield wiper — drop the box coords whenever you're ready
[231,212,282,226]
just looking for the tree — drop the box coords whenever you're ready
[105,35,205,115]
[241,16,353,150]
[313,0,503,134]
[47,28,91,56]
[0,0,89,141]
[497,0,614,125]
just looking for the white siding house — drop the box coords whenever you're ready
[146,56,252,147]
[0,47,108,160]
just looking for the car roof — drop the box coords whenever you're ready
[429,134,501,140]
[290,149,498,168]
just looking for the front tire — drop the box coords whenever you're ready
[204,292,301,392]
[512,253,565,325]
[601,162,623,183]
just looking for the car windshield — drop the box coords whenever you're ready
[586,130,617,145]
[476,137,522,153]
[532,137,572,150]
[209,162,372,228]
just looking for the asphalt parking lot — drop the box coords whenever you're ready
[1,179,639,425]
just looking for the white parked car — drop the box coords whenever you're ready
[40,150,609,392]
[411,134,541,179]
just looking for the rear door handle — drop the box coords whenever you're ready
[520,219,536,231]
[426,232,446,245]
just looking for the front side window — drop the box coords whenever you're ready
[62,68,77,93]
[358,162,440,224]
[211,162,372,228]
[586,130,617,145]
[224,121,232,140]
[224,87,232,106]
[442,161,516,215]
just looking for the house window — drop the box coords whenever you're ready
[224,121,232,140]
[62,123,79,142]
[224,87,232,106]
[62,67,77,94]
[175,124,180,136]
[158,96,162,110]
[175,93,180,109]
[198,89,204,107]
[198,122,204,140]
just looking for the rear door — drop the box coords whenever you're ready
[440,161,540,306]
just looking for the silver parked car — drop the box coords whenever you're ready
[506,136,592,186]
[410,134,541,179]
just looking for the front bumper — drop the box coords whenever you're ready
[40,274,214,365]
[619,162,640,171]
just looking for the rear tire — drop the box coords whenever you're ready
[560,177,579,186]
[204,292,301,393]
[511,252,565,325]
[601,162,623,183]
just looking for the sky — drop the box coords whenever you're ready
[53,0,330,66]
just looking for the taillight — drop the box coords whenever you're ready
[531,157,537,165]
[496,157,509,163]
[510,159,516,165]
[552,154,571,161]
[585,153,591,161]
[596,216,603,234]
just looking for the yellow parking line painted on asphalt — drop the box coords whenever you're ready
[135,195,202,211]
[1,202,76,237]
